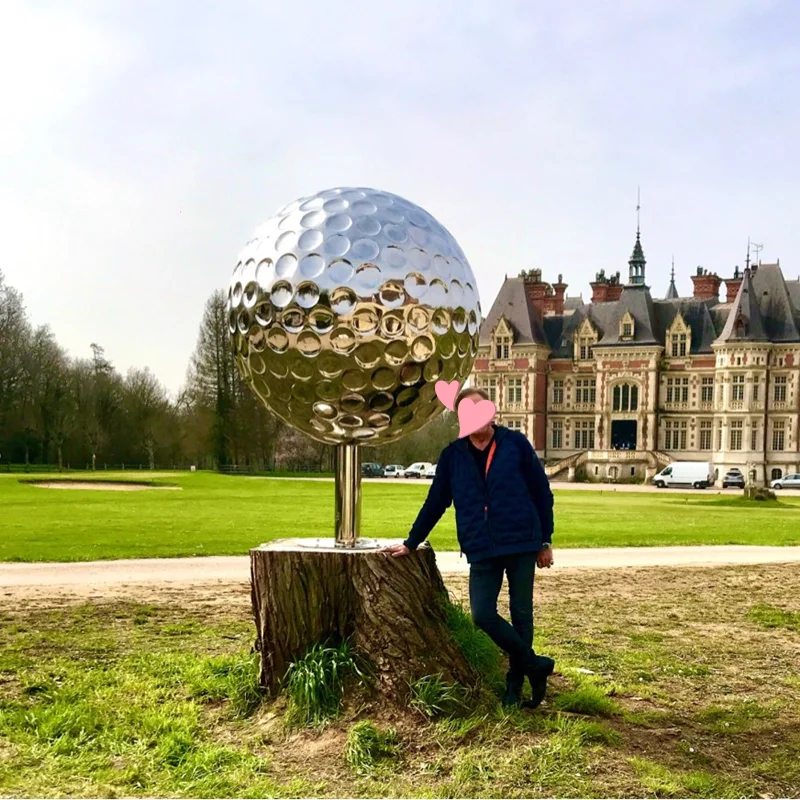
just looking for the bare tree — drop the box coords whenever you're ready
[123,367,170,469]
[186,291,237,467]
[0,272,31,460]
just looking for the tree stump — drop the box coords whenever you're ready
[250,538,477,699]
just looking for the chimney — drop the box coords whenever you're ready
[590,269,610,303]
[521,268,547,315]
[607,280,623,302]
[725,266,743,304]
[590,270,623,303]
[590,282,609,303]
[691,266,722,301]
[551,273,567,315]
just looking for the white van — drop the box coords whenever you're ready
[405,462,433,479]
[652,461,716,489]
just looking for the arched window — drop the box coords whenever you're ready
[613,382,639,412]
[771,468,782,481]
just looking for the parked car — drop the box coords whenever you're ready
[652,461,715,489]
[422,464,437,479]
[722,468,745,489]
[404,461,433,479]
[770,473,800,490]
[361,462,383,478]
[382,464,406,478]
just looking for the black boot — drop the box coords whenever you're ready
[503,656,525,707]
[524,654,555,709]
[502,672,524,707]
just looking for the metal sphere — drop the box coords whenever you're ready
[226,187,482,445]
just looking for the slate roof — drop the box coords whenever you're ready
[750,264,800,341]
[652,298,718,353]
[594,286,659,345]
[479,254,800,356]
[717,268,769,343]
[478,277,546,346]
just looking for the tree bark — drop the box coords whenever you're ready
[250,539,476,700]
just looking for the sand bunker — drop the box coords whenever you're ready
[30,481,181,492]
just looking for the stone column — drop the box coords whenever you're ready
[647,364,658,450]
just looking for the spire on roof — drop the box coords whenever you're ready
[716,267,768,343]
[666,256,678,299]
[628,189,646,286]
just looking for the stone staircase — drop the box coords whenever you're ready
[648,450,672,469]
[544,451,588,479]
[545,449,672,480]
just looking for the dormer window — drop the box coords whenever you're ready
[495,336,511,360]
[492,318,513,360]
[619,311,635,341]
[667,313,691,358]
[574,318,598,361]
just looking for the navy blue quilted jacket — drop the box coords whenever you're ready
[403,425,554,564]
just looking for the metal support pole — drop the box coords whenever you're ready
[334,442,361,547]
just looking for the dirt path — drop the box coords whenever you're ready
[3,545,800,602]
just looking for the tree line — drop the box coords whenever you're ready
[0,271,457,471]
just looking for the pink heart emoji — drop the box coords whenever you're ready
[457,397,497,438]
[434,380,460,411]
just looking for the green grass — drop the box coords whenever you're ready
[746,603,800,632]
[408,674,465,718]
[3,470,800,562]
[551,681,621,717]
[442,598,505,691]
[284,640,368,727]
[0,604,313,797]
[344,721,399,774]
[697,699,778,734]
[629,757,754,798]
[2,563,800,797]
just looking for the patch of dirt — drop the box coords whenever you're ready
[0,582,254,617]
[28,481,181,491]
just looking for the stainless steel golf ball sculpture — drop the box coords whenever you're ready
[227,187,482,547]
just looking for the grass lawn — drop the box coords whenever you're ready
[2,470,800,562]
[1,564,799,797]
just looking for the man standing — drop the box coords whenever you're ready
[383,387,555,708]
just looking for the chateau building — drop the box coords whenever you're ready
[472,229,800,485]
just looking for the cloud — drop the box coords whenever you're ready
[1,0,799,391]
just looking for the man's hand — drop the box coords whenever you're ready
[537,547,554,569]
[381,544,411,558]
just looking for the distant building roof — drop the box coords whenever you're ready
[477,256,800,355]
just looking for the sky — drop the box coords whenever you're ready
[2,0,799,394]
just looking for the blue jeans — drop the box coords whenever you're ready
[469,553,536,685]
